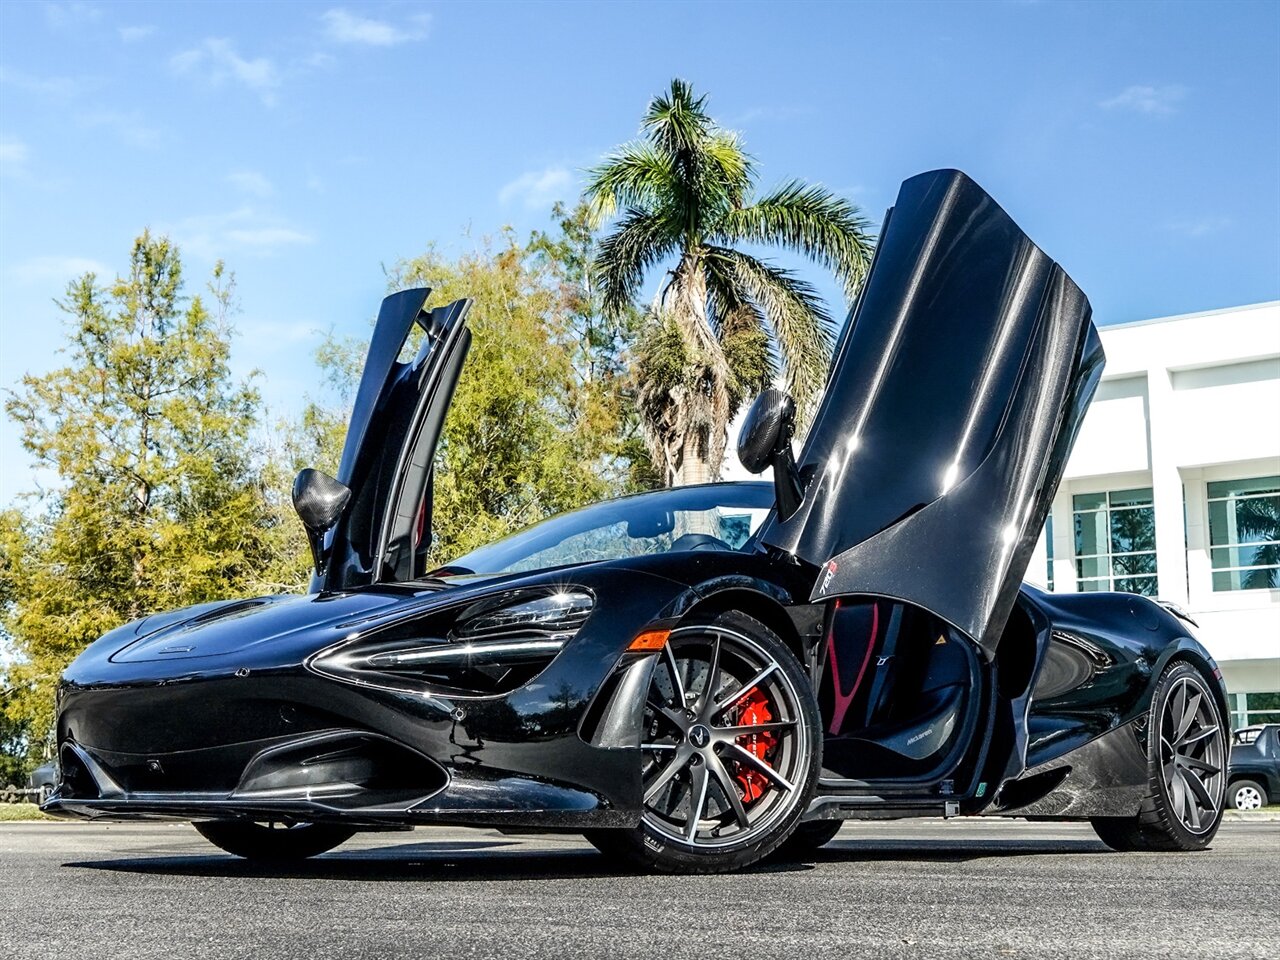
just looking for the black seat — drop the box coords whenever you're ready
[819,602,975,780]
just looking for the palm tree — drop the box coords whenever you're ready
[587,79,875,486]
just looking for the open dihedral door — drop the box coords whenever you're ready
[323,288,472,591]
[759,169,1104,657]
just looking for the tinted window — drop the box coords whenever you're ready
[441,483,774,575]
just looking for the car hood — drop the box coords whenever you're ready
[106,592,415,664]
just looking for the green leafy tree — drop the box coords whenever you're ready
[252,331,367,594]
[0,232,275,739]
[586,78,876,485]
[390,227,645,561]
[0,682,31,786]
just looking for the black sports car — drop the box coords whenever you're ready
[46,170,1231,872]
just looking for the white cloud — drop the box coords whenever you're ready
[322,8,431,46]
[1,139,32,180]
[0,139,29,166]
[1165,215,1232,238]
[167,207,314,259]
[498,166,573,210]
[0,66,78,98]
[226,169,275,197]
[9,255,111,285]
[43,2,103,29]
[118,25,157,43]
[171,38,280,105]
[78,110,160,148]
[1100,84,1187,116]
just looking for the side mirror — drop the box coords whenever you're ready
[292,468,351,574]
[736,389,804,521]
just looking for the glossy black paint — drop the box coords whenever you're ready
[325,290,471,591]
[46,169,1222,836]
[983,587,1228,818]
[759,169,1104,657]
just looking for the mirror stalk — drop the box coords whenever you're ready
[773,445,803,522]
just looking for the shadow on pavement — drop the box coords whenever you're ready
[807,836,1112,864]
[65,834,1112,881]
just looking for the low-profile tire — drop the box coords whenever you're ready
[1228,779,1268,811]
[585,611,821,874]
[772,818,845,860]
[193,821,356,860]
[1091,661,1227,852]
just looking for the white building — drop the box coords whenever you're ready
[1032,301,1280,727]
[724,301,1280,726]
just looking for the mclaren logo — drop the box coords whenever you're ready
[907,726,935,746]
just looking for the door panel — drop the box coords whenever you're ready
[759,169,1103,655]
[324,290,472,591]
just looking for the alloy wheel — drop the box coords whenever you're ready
[1232,785,1263,811]
[640,626,809,849]
[1158,676,1225,834]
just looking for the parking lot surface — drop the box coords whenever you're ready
[1,819,1275,959]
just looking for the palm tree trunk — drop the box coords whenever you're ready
[665,258,731,487]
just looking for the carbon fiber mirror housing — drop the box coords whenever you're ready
[737,389,803,520]
[292,468,352,574]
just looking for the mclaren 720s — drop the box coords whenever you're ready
[46,170,1230,873]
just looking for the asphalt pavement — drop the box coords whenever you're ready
[1,819,1275,960]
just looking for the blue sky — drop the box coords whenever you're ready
[1,0,1277,504]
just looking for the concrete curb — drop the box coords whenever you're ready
[1223,809,1280,821]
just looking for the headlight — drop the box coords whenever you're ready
[455,590,593,637]
[306,588,594,697]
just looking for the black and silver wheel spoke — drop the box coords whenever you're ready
[684,762,711,841]
[726,742,796,793]
[644,749,692,804]
[715,720,797,739]
[663,642,688,708]
[712,662,778,715]
[1160,676,1225,835]
[708,753,751,828]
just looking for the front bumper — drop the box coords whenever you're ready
[48,569,695,830]
[44,730,634,829]
[47,668,644,829]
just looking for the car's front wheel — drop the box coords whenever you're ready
[1228,779,1268,811]
[585,611,821,874]
[193,821,356,860]
[1091,662,1227,852]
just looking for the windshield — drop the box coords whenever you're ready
[440,483,775,575]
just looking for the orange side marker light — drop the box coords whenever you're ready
[627,628,670,652]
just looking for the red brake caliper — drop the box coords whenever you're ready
[734,688,777,803]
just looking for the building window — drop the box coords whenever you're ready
[1044,515,1055,591]
[1230,691,1280,730]
[1207,475,1280,591]
[1073,487,1157,595]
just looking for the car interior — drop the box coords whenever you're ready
[814,599,981,784]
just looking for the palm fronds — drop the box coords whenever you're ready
[588,78,876,484]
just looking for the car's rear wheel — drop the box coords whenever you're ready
[193,820,356,860]
[1228,779,1267,811]
[1091,662,1226,851]
[585,611,820,873]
